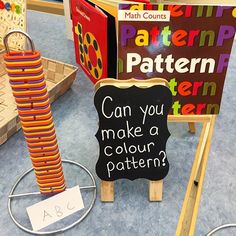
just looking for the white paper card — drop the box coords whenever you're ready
[118,10,170,22]
[27,186,84,231]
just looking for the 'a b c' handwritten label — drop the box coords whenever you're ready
[94,85,172,181]
[26,186,84,231]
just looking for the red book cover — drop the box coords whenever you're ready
[71,0,110,83]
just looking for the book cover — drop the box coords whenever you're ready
[118,4,236,115]
[71,0,116,83]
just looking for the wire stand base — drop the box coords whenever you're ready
[8,159,97,235]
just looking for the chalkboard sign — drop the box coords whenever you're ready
[94,84,172,181]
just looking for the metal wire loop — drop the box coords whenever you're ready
[8,159,97,235]
[3,30,35,54]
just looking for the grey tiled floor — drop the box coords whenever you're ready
[0,10,235,236]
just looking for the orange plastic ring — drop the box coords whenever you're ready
[36,170,64,180]
[11,80,45,90]
[37,175,64,184]
[16,99,50,110]
[26,132,56,143]
[18,104,51,116]
[35,165,63,175]
[30,152,60,162]
[21,116,53,127]
[30,148,59,157]
[32,157,61,167]
[23,122,54,133]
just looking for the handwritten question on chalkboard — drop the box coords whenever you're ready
[94,85,172,181]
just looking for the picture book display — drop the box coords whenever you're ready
[70,0,149,83]
[94,83,172,181]
[118,4,236,115]
[71,1,235,115]
[71,0,116,83]
[0,0,26,50]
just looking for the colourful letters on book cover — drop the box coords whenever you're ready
[71,0,110,83]
[118,4,236,115]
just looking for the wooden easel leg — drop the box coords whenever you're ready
[176,115,216,236]
[100,181,114,202]
[188,122,196,134]
[194,121,211,184]
[149,180,163,202]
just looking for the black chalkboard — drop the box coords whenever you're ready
[94,85,172,181]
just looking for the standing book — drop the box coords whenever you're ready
[70,0,150,83]
[71,0,117,83]
[71,2,236,115]
[118,4,236,115]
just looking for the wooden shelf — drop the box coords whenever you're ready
[27,0,64,15]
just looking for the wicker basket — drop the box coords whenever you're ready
[0,50,78,145]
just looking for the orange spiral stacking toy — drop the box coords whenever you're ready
[3,30,66,194]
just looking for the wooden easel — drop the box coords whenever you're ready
[95,78,217,234]
[95,78,205,202]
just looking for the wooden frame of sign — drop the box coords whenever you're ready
[95,78,169,202]
[95,78,216,235]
